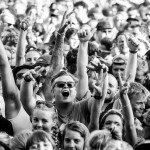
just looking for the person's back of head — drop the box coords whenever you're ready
[104,140,133,150]
[88,130,112,150]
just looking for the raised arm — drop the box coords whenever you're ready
[88,63,108,132]
[15,18,30,66]
[76,28,96,100]
[118,72,137,146]
[125,35,139,82]
[0,21,20,119]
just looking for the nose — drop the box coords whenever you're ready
[36,120,43,129]
[30,59,35,65]
[108,123,116,131]
[69,140,75,148]
[38,143,44,150]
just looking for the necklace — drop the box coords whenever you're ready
[58,104,74,124]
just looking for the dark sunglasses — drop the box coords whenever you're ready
[16,73,24,79]
[54,81,75,89]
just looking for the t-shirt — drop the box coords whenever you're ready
[8,106,32,136]
[58,93,91,128]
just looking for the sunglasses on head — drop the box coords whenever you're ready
[36,100,54,108]
[16,73,25,79]
[54,81,75,89]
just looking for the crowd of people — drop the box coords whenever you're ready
[1,0,150,150]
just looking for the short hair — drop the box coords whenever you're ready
[104,140,133,150]
[51,70,78,86]
[128,82,149,102]
[99,109,124,131]
[88,130,113,150]
[74,1,88,9]
[26,130,55,150]
[62,121,89,149]
[65,28,78,40]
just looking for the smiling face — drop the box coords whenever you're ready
[130,94,147,118]
[53,75,77,104]
[64,129,84,150]
[32,109,56,133]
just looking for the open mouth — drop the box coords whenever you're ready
[61,90,70,97]
[107,89,111,94]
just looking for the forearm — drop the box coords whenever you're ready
[76,41,88,99]
[125,51,137,83]
[48,33,64,77]
[88,74,108,132]
[20,80,36,116]
[120,93,137,146]
[16,30,27,66]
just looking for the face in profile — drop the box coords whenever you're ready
[64,129,85,150]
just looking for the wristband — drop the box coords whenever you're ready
[93,95,102,100]
[24,75,32,82]
[130,50,137,54]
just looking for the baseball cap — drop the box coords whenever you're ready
[96,19,113,31]
[112,54,127,65]
[34,54,51,67]
[12,65,34,79]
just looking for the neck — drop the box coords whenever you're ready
[56,101,74,116]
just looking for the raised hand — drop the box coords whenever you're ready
[125,34,140,53]
[78,28,96,42]
[20,17,30,31]
[118,71,130,95]
[87,60,108,98]
[58,11,74,34]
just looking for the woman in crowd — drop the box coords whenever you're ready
[62,121,89,150]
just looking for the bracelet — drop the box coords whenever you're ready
[130,50,137,54]
[24,75,32,82]
[92,95,102,100]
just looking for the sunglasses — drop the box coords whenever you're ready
[16,73,25,79]
[54,81,75,89]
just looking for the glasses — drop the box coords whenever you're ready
[54,81,75,89]
[16,73,25,79]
